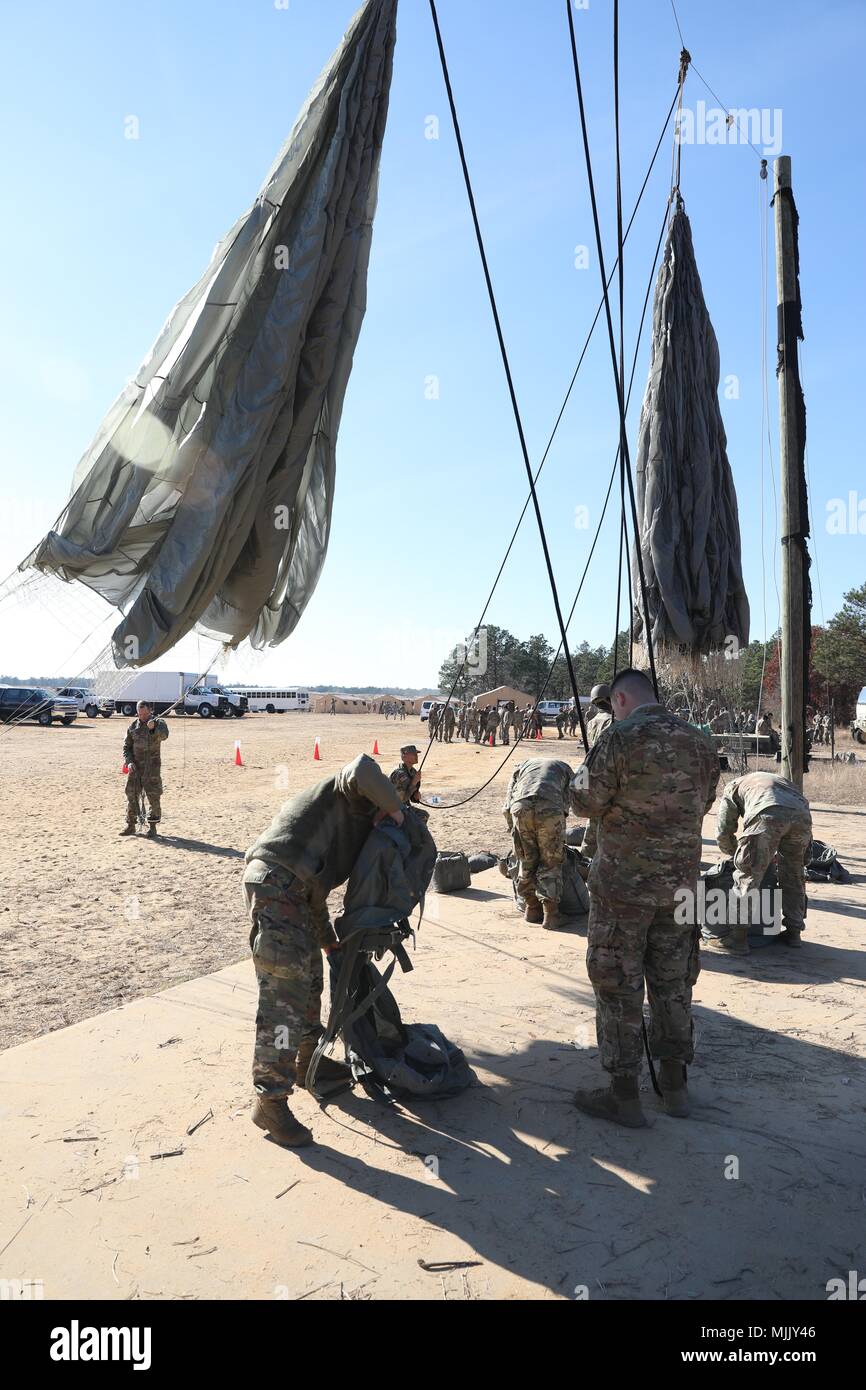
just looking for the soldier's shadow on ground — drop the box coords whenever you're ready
[284,1013,866,1299]
[154,835,245,859]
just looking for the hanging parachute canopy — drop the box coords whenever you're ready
[24,0,398,668]
[631,195,750,656]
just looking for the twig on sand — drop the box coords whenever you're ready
[417,1258,482,1273]
[276,1181,300,1199]
[186,1108,214,1137]
[150,1147,184,1160]
[297,1240,379,1275]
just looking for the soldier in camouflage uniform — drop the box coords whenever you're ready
[504,757,574,930]
[427,703,440,742]
[500,703,512,745]
[485,705,500,746]
[120,701,169,838]
[244,754,407,1147]
[390,744,423,805]
[570,669,720,1128]
[715,771,813,953]
[581,683,615,859]
[443,703,456,743]
[555,707,567,739]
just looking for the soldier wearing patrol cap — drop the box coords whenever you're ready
[390,745,423,805]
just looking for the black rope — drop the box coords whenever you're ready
[428,0,589,750]
[420,193,672,813]
[565,0,660,701]
[415,86,679,787]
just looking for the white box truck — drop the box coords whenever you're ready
[112,672,200,718]
[112,672,248,719]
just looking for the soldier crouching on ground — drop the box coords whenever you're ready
[713,770,813,955]
[570,668,720,1128]
[243,754,405,1148]
[390,744,427,820]
[504,756,574,931]
[120,701,169,838]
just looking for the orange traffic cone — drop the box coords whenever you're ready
[373,739,380,755]
[313,737,321,761]
[535,727,542,740]
[234,741,243,767]
[122,762,129,774]
[489,734,494,746]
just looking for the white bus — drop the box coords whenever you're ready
[228,687,310,714]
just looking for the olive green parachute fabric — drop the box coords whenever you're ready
[632,196,750,655]
[24,0,398,667]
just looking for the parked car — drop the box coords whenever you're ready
[0,686,56,726]
[54,686,113,718]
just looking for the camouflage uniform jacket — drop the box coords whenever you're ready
[717,772,810,852]
[570,704,720,904]
[504,758,573,824]
[586,709,613,747]
[390,760,420,804]
[123,717,169,769]
[246,754,403,908]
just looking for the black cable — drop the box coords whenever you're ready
[428,0,590,749]
[565,0,660,700]
[416,85,679,787]
[420,192,671,813]
[422,10,683,789]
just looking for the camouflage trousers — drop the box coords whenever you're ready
[243,861,325,1099]
[733,809,813,931]
[125,771,162,825]
[512,805,566,904]
[586,895,701,1076]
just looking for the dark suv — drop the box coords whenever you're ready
[0,686,55,726]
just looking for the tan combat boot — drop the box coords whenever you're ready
[119,824,136,836]
[146,823,159,839]
[704,927,749,956]
[541,899,562,931]
[658,1059,690,1118]
[779,926,803,948]
[573,1074,648,1129]
[251,1095,313,1147]
[294,1039,317,1089]
[523,893,544,925]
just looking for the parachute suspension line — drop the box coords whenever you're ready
[613,0,627,677]
[427,0,589,753]
[669,44,691,200]
[421,194,671,813]
[565,0,660,701]
[415,85,679,783]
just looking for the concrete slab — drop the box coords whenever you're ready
[2,835,865,1302]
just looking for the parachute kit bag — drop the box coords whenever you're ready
[431,851,471,893]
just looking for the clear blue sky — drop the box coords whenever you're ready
[1,0,863,687]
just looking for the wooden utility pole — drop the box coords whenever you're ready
[773,155,809,789]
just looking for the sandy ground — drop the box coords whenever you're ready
[0,711,862,1049]
[1,710,865,1301]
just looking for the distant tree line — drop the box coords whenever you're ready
[436,581,866,719]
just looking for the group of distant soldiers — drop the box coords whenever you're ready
[426,697,590,746]
[379,700,407,719]
[809,709,834,745]
[705,706,776,737]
